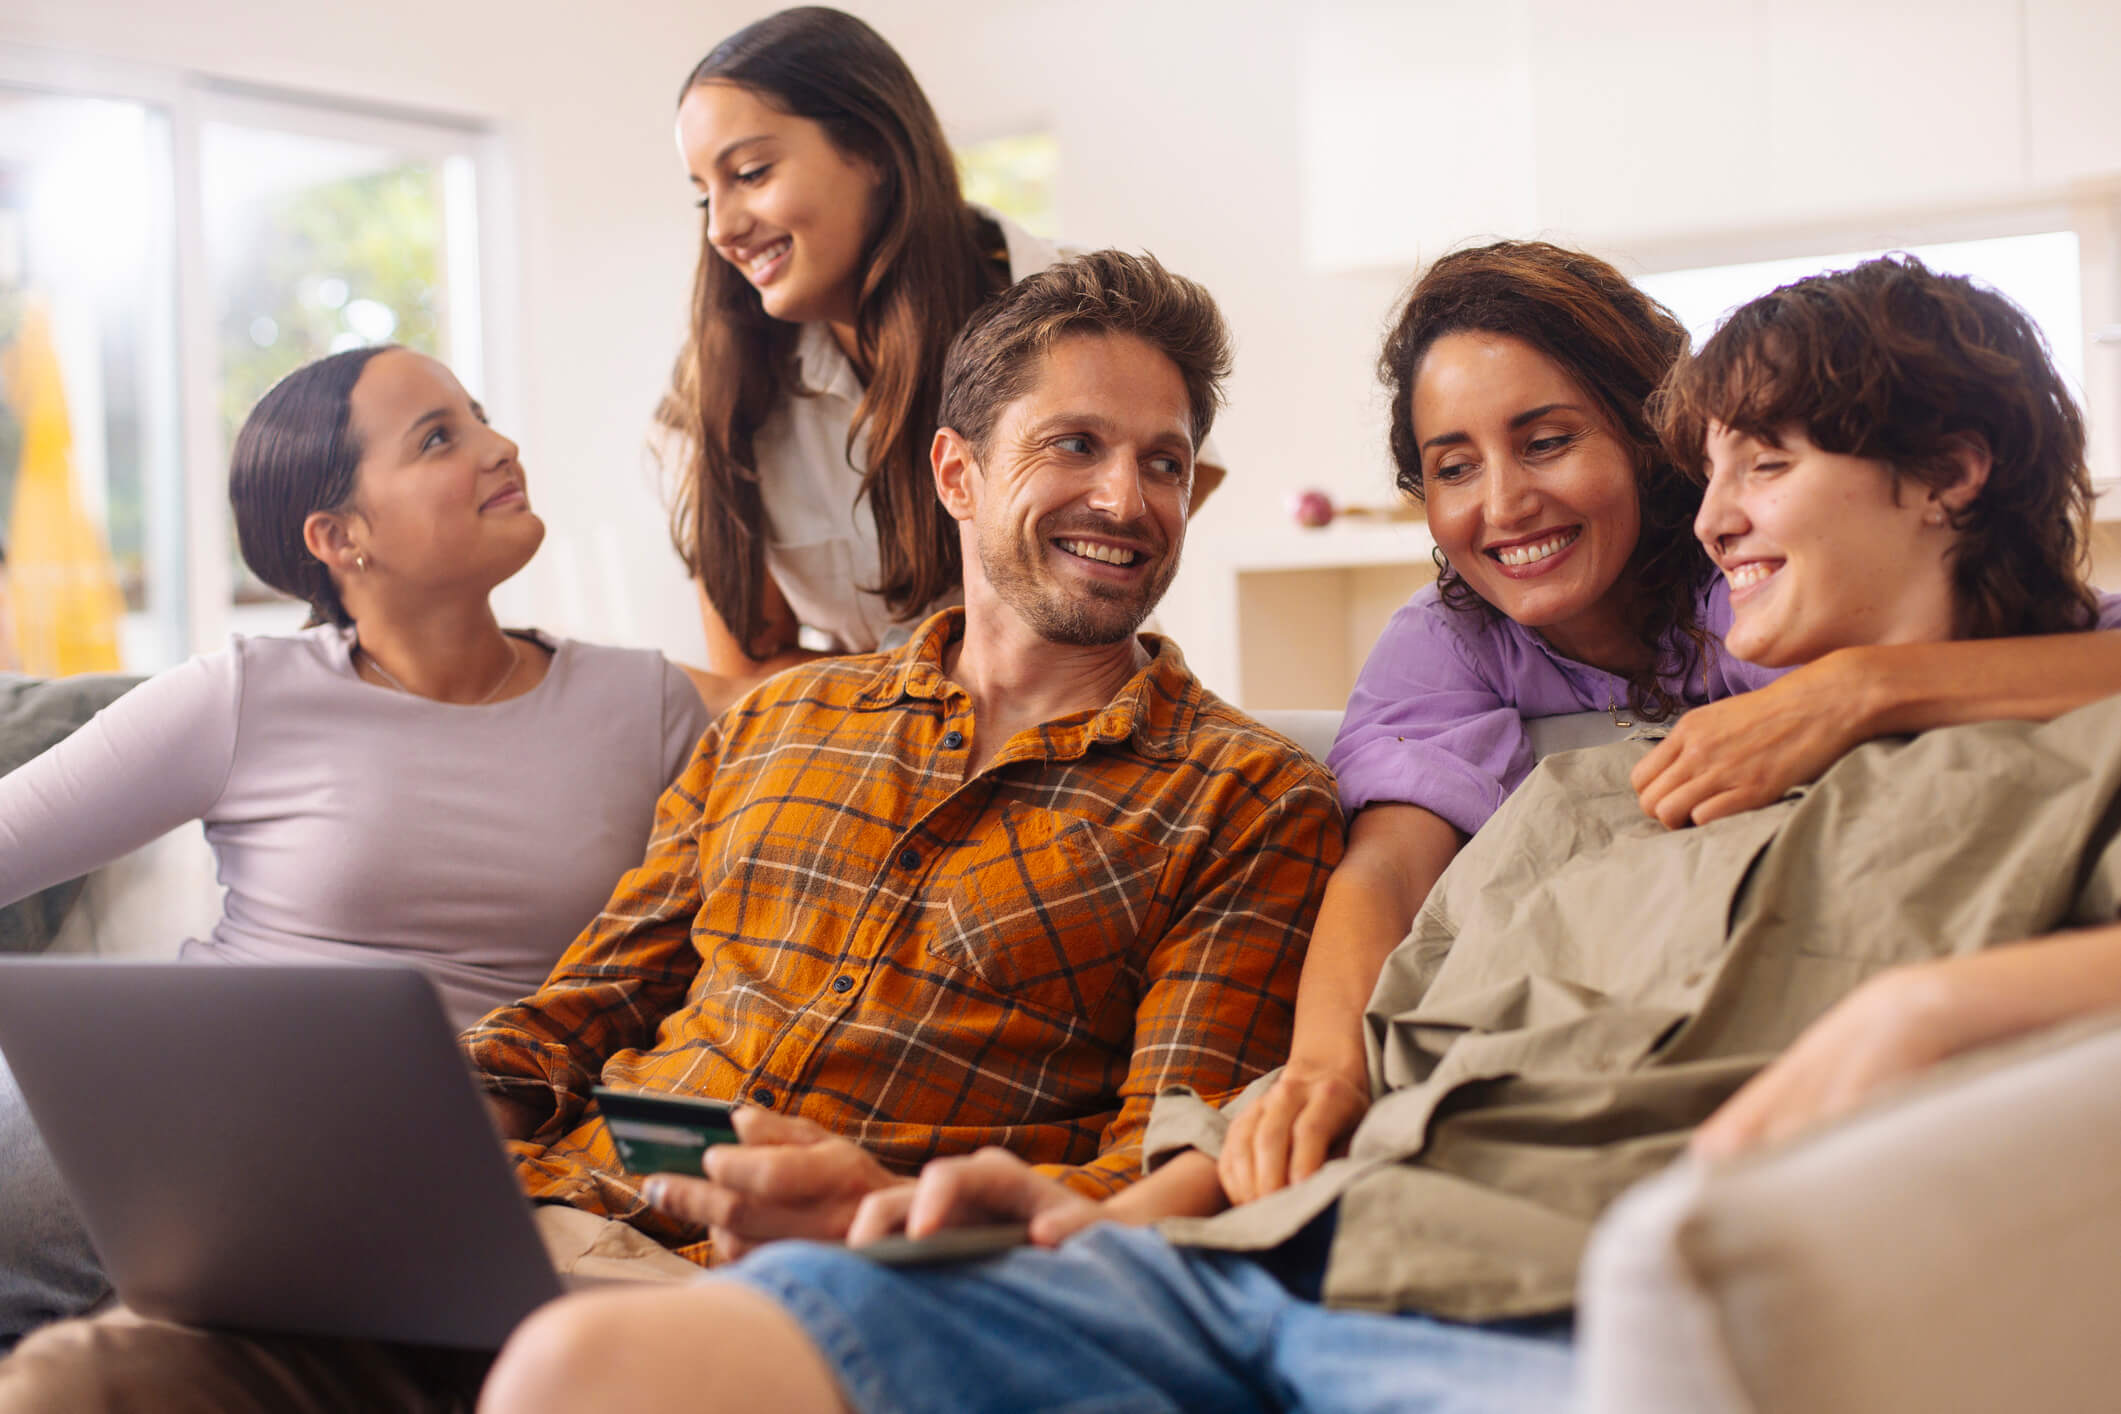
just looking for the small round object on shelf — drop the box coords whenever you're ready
[1287,488,1336,528]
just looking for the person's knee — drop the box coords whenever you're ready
[480,1293,626,1414]
[0,1312,186,1414]
[0,1098,106,1343]
[480,1282,849,1414]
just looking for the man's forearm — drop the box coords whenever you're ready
[1919,922,2121,1058]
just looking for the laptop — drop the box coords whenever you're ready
[0,960,575,1349]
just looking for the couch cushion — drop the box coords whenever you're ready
[0,672,142,952]
[1677,1014,2121,1414]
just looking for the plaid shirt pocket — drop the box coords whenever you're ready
[927,807,1167,1034]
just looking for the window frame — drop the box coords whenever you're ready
[0,43,520,660]
[1622,192,2121,503]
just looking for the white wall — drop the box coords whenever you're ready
[822,0,1420,690]
[8,0,2121,696]
[826,0,2121,693]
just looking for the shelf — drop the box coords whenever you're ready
[1220,519,1437,573]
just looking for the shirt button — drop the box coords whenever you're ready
[941,730,965,750]
[751,1087,775,1107]
[831,975,855,994]
[897,848,921,870]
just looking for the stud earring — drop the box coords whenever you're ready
[355,553,370,571]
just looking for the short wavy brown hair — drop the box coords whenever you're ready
[1656,253,2097,639]
[1380,240,1705,720]
[938,249,1230,457]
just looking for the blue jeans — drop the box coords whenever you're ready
[0,1058,108,1351]
[721,1220,1574,1414]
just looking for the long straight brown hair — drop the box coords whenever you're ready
[662,7,1005,653]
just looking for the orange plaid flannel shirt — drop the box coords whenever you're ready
[462,609,1342,1259]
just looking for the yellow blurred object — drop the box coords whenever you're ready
[5,302,124,676]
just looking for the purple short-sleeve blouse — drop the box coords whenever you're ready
[1329,577,1773,836]
[1330,577,2121,836]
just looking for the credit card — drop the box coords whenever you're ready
[592,1085,739,1176]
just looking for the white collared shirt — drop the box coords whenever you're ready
[652,212,1052,653]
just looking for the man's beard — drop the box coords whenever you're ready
[977,515,1179,647]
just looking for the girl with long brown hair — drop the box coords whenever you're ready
[659,7,1222,706]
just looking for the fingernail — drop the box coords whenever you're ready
[643,1178,665,1207]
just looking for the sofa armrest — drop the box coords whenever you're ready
[1248,709,1343,764]
[46,824,219,960]
[1674,1015,2121,1414]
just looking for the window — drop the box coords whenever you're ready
[0,50,507,673]
[0,85,181,673]
[956,132,1058,240]
[199,92,491,638]
[1637,231,2085,396]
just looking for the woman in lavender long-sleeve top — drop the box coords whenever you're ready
[0,346,711,1347]
[1218,242,2121,1205]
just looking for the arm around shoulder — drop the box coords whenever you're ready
[1636,628,2121,828]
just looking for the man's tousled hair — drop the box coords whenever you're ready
[938,249,1231,457]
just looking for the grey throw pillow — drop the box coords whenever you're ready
[0,672,142,953]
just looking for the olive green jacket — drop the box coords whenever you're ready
[1147,696,2121,1322]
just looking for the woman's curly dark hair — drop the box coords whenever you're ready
[1380,240,1708,720]
[1654,253,2097,640]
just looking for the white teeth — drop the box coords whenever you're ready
[747,238,790,277]
[1058,539,1140,566]
[1727,562,1778,590]
[1493,530,1578,567]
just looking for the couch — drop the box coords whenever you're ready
[28,698,2119,1413]
[0,673,217,961]
[1632,1015,2121,1414]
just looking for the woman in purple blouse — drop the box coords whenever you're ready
[1219,241,2121,1203]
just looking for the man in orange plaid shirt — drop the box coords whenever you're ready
[0,252,1342,1411]
[463,248,1343,1265]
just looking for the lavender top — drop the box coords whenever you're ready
[1329,578,1781,836]
[1330,578,2121,836]
[0,626,711,1029]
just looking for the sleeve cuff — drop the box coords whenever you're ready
[1330,738,1501,837]
[1141,1070,1281,1170]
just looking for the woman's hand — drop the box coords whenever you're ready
[1217,1059,1370,1204]
[1208,806,1455,1203]
[1632,656,1867,828]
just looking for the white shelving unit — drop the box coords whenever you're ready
[1173,519,1439,712]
